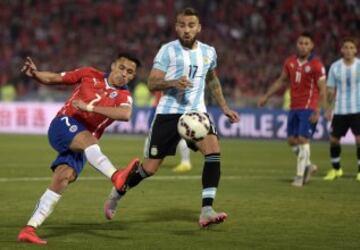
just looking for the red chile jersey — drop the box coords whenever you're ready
[57,67,132,139]
[283,55,326,110]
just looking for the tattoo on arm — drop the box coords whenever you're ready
[206,70,227,110]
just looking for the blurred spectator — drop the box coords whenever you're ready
[0,74,16,101]
[1,0,359,107]
[133,81,152,107]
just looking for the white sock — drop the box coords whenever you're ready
[178,139,190,165]
[27,189,61,228]
[303,143,311,166]
[291,145,299,156]
[296,144,310,176]
[84,144,117,179]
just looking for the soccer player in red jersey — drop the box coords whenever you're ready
[17,54,141,244]
[258,32,327,187]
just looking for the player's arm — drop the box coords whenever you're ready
[147,69,191,91]
[92,106,132,121]
[206,69,240,123]
[21,57,63,84]
[309,77,327,123]
[72,99,132,121]
[325,87,336,120]
[258,69,288,107]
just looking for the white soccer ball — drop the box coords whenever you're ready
[177,112,211,141]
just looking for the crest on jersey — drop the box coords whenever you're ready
[203,56,210,65]
[109,91,118,98]
[304,65,311,73]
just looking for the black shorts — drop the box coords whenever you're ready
[144,113,217,159]
[330,113,360,138]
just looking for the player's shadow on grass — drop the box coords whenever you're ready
[143,207,198,223]
[42,221,130,240]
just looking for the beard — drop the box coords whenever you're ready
[179,36,197,49]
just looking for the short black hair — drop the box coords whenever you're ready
[342,37,358,47]
[117,53,141,67]
[298,31,314,41]
[177,7,200,21]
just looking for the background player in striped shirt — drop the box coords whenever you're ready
[104,7,240,227]
[258,32,327,187]
[324,38,360,181]
[17,54,140,244]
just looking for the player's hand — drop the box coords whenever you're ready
[173,76,192,90]
[72,100,90,112]
[21,57,38,77]
[309,110,320,123]
[257,95,268,107]
[325,108,333,121]
[223,107,240,123]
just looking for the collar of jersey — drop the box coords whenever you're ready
[104,73,129,91]
[297,53,315,65]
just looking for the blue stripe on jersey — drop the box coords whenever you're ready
[346,67,351,112]
[191,45,207,110]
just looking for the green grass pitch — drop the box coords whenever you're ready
[0,134,359,250]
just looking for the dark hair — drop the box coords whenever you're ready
[177,7,200,21]
[298,31,314,41]
[117,53,141,67]
[341,37,358,47]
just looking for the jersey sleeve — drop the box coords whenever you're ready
[282,58,290,77]
[117,90,133,107]
[153,46,170,72]
[327,63,336,88]
[60,67,92,84]
[209,47,217,70]
[313,61,326,82]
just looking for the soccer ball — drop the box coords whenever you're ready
[177,112,211,141]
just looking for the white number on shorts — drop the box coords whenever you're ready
[61,116,71,127]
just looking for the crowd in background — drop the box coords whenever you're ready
[1,0,359,107]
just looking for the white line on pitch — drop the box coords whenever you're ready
[0,175,317,182]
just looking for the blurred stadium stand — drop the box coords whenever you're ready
[1,0,359,107]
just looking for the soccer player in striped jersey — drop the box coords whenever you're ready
[17,54,141,244]
[258,32,327,187]
[324,38,360,181]
[104,7,240,227]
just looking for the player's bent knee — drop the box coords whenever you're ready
[287,137,298,146]
[298,136,309,144]
[54,165,77,184]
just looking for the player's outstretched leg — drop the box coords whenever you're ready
[111,158,140,191]
[105,159,151,220]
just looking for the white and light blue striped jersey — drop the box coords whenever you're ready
[152,39,217,114]
[327,58,360,114]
